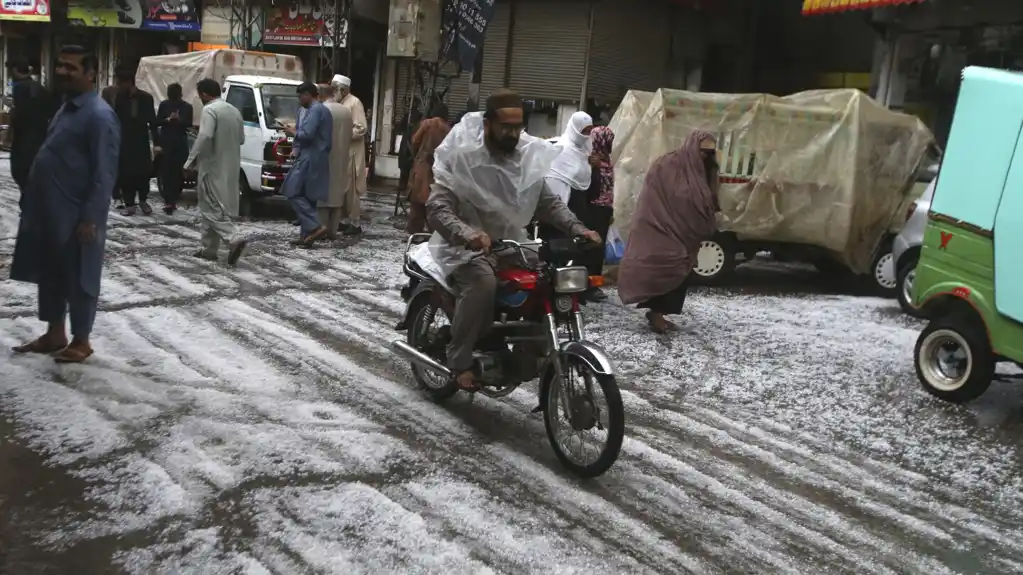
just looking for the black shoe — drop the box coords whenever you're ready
[163,204,176,215]
[586,288,608,302]
[342,224,363,237]
[227,240,247,267]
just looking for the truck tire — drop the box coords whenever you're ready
[869,239,897,297]
[691,235,736,285]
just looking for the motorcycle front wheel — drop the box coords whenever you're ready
[542,357,624,478]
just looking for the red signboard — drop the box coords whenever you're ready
[0,0,49,21]
[802,0,925,16]
[264,2,331,46]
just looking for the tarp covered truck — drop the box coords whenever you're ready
[611,88,935,295]
[136,50,305,213]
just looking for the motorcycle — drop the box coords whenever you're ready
[391,233,625,478]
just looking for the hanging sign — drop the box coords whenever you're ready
[142,0,199,31]
[442,0,495,71]
[0,0,49,21]
[264,0,346,47]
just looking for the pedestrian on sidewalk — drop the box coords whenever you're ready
[617,131,720,334]
[112,67,159,216]
[10,45,119,364]
[316,83,353,240]
[577,126,616,301]
[183,78,247,265]
[331,74,367,235]
[6,57,54,209]
[282,81,331,247]
[155,82,193,215]
[406,102,449,234]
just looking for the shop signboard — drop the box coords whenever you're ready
[0,0,50,21]
[264,0,346,47]
[802,0,925,16]
[65,0,197,30]
[442,0,495,71]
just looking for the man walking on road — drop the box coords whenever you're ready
[9,45,120,364]
[316,83,353,240]
[331,74,367,236]
[282,82,331,247]
[184,78,247,266]
[155,82,193,215]
[6,57,54,207]
[113,68,159,216]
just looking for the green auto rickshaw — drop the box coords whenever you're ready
[912,66,1023,403]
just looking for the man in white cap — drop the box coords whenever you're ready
[330,73,367,236]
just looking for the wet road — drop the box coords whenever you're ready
[2,163,1023,574]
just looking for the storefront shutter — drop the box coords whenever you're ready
[479,1,511,101]
[394,58,415,130]
[442,70,471,120]
[587,0,670,105]
[507,0,589,102]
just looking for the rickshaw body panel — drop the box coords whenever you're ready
[914,66,1023,364]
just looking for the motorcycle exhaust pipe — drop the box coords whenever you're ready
[390,340,452,378]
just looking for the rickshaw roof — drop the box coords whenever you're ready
[931,66,1023,231]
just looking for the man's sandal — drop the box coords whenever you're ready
[53,347,93,364]
[12,338,68,354]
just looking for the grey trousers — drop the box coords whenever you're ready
[317,207,342,239]
[446,257,501,372]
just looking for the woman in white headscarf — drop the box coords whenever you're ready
[540,111,593,239]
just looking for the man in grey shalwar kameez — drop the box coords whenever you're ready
[10,45,119,364]
[282,82,332,246]
[184,78,247,265]
[316,84,353,239]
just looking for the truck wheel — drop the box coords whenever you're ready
[870,242,897,297]
[692,236,735,285]
[238,171,253,219]
[914,313,994,403]
[896,259,927,318]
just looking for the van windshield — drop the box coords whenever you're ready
[261,84,300,129]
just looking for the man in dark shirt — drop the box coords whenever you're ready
[5,58,54,206]
[155,82,193,214]
[113,67,159,216]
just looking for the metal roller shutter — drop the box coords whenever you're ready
[508,1,589,102]
[587,0,670,104]
[395,59,415,123]
[479,1,512,101]
[442,71,471,120]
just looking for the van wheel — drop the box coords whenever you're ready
[914,312,994,403]
[238,172,253,218]
[870,241,897,297]
[897,259,927,318]
[692,236,735,285]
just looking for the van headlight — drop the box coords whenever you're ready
[554,266,589,293]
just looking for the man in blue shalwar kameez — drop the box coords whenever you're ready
[282,82,332,247]
[9,45,120,364]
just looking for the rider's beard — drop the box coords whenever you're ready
[486,130,519,156]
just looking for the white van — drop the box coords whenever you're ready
[222,75,303,212]
[135,50,305,214]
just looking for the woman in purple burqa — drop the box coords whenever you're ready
[617,131,720,333]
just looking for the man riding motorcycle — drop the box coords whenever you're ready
[425,89,601,392]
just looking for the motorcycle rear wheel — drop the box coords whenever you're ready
[407,298,459,402]
[542,358,624,478]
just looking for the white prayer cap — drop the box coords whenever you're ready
[332,74,351,88]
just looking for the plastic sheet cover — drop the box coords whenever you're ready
[611,89,934,273]
[135,50,304,127]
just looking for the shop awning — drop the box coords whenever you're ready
[802,0,925,16]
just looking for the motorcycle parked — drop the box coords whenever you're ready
[391,233,625,477]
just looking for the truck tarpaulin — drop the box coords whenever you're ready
[610,88,934,273]
[135,50,304,126]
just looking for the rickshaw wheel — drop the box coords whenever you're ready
[914,313,994,404]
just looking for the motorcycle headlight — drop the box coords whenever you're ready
[554,266,589,294]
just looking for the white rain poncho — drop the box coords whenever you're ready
[423,111,560,278]
[544,111,593,203]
